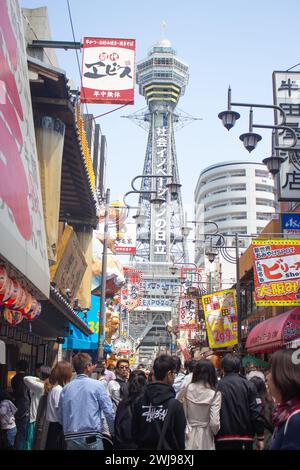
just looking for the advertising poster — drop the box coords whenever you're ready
[253,239,300,306]
[0,0,49,298]
[81,37,135,104]
[202,289,238,348]
[115,223,137,254]
[178,297,198,330]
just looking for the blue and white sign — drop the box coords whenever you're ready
[282,213,300,237]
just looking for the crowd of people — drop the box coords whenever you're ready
[0,349,300,451]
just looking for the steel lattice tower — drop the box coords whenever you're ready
[127,39,190,365]
[135,38,189,263]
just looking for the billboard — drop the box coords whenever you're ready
[81,37,135,104]
[202,289,238,349]
[115,223,137,254]
[273,71,300,202]
[253,239,300,306]
[0,0,49,298]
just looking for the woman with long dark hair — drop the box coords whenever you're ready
[114,370,147,449]
[266,349,300,450]
[250,376,274,449]
[44,361,73,450]
[179,359,221,450]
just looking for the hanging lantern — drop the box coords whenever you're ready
[0,278,14,304]
[4,280,23,308]
[7,283,28,311]
[23,298,42,322]
[0,266,8,291]
[4,308,24,327]
[18,292,33,316]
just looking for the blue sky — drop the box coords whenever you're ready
[21,0,300,215]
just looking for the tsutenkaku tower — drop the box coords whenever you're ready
[135,38,189,263]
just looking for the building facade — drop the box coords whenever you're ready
[194,161,277,289]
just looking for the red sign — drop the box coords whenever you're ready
[253,239,300,306]
[81,37,136,104]
[121,269,142,312]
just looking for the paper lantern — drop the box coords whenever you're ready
[4,280,23,307]
[18,292,33,316]
[0,278,14,304]
[0,266,8,291]
[23,298,42,322]
[4,308,24,327]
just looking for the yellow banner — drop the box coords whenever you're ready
[202,289,238,349]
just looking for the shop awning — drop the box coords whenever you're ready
[246,308,300,353]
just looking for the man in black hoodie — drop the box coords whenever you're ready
[11,359,31,450]
[132,354,186,450]
[215,353,265,450]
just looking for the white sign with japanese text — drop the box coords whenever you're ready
[273,71,300,201]
[115,223,137,254]
[81,37,135,105]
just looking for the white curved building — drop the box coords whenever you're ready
[194,161,277,288]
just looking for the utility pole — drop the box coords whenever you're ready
[97,188,110,363]
[235,232,242,352]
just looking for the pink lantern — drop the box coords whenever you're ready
[4,308,24,327]
[23,298,42,322]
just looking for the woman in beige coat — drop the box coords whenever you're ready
[178,359,221,450]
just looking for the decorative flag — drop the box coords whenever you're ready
[81,37,136,104]
[253,239,300,306]
[202,289,238,349]
[178,297,198,330]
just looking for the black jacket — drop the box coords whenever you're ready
[216,373,265,442]
[132,383,186,450]
[11,372,30,420]
[114,400,137,450]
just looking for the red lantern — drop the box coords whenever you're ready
[0,266,8,291]
[18,292,33,316]
[23,298,42,322]
[4,279,23,307]
[4,308,24,327]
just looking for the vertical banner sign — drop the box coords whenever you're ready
[115,223,137,254]
[154,126,168,258]
[179,298,198,330]
[81,37,136,104]
[0,0,49,298]
[202,289,238,349]
[252,239,300,306]
[273,71,300,201]
[121,268,142,312]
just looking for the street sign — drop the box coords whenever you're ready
[282,213,300,237]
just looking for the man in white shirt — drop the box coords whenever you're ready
[107,359,129,410]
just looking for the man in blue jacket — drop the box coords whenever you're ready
[58,353,114,450]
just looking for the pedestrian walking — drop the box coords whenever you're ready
[0,389,17,449]
[45,361,72,450]
[176,359,198,398]
[23,366,51,450]
[58,352,115,450]
[11,360,31,450]
[114,370,147,449]
[107,359,130,410]
[246,362,265,382]
[132,354,186,450]
[215,353,265,450]
[172,356,186,395]
[179,359,221,450]
[267,349,300,450]
[250,376,274,449]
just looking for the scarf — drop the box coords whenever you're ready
[272,398,300,429]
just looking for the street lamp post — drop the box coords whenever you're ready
[97,188,110,363]
[218,87,298,174]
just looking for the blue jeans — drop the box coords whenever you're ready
[66,436,103,450]
[3,427,17,449]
